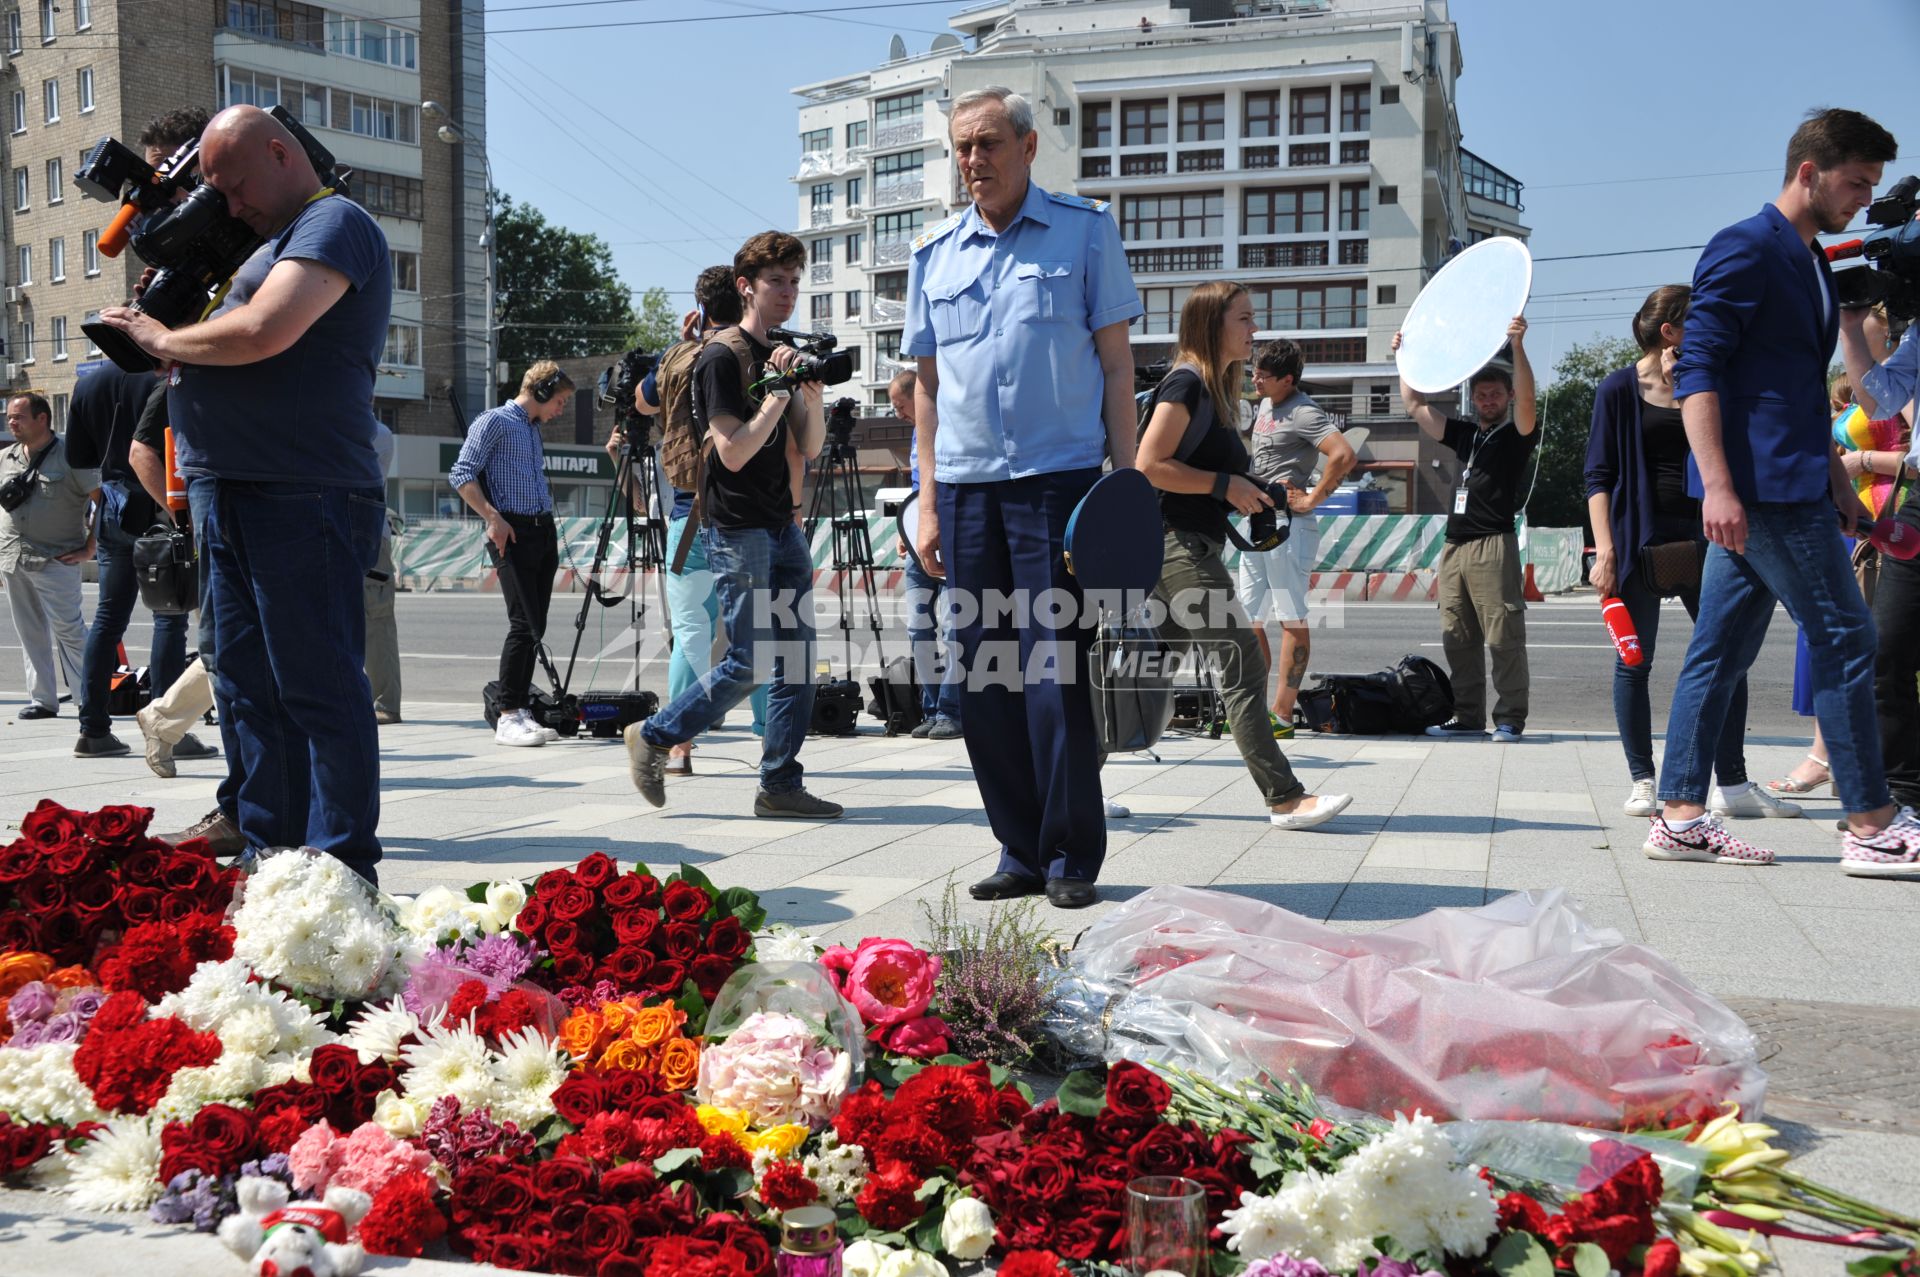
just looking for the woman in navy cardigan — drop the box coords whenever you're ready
[1583,286,1798,820]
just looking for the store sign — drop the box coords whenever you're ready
[438,443,614,482]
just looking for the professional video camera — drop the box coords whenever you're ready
[597,347,657,424]
[763,327,859,391]
[72,104,348,372]
[825,394,861,449]
[1833,174,1920,319]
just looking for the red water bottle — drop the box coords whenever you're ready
[1862,517,1920,561]
[1601,597,1643,666]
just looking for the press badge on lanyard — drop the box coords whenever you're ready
[1456,424,1505,516]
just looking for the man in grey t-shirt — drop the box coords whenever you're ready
[1238,341,1356,729]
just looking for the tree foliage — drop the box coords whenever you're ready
[492,193,636,392]
[628,286,680,355]
[1526,335,1641,533]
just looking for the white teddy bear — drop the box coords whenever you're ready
[217,1176,373,1277]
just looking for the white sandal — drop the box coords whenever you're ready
[1764,753,1831,796]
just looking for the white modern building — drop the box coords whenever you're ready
[790,0,1529,513]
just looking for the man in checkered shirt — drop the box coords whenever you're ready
[450,361,576,747]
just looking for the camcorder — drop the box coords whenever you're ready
[596,347,657,434]
[825,395,861,449]
[1833,174,1920,320]
[764,327,858,392]
[72,104,348,372]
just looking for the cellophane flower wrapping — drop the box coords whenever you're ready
[1055,886,1765,1127]
[697,961,864,1129]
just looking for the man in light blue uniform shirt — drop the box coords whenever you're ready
[904,85,1142,909]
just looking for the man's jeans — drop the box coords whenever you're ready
[188,477,238,820]
[80,503,190,738]
[1660,500,1889,812]
[206,480,385,871]
[642,521,816,793]
[663,511,768,728]
[903,556,962,724]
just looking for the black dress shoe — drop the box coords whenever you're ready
[17,705,57,720]
[969,871,1045,901]
[1046,878,1097,909]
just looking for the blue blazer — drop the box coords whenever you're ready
[1672,204,1838,505]
[1583,366,1656,595]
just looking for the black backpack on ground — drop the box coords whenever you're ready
[865,656,924,736]
[1295,655,1453,735]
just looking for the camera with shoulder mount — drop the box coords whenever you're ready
[1833,174,1919,320]
[73,104,349,373]
[764,327,859,391]
[597,347,657,429]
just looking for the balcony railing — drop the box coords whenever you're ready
[1081,155,1112,179]
[1126,245,1222,273]
[795,150,835,180]
[870,297,906,324]
[1120,153,1168,177]
[1289,143,1330,167]
[870,176,925,209]
[1241,242,1328,269]
[811,263,833,285]
[873,235,914,266]
[1338,239,1369,264]
[1340,140,1370,164]
[1243,145,1280,170]
[874,118,924,149]
[809,207,834,228]
[1178,149,1225,173]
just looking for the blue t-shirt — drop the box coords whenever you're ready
[171,195,390,486]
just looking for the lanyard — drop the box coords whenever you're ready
[1462,421,1507,479]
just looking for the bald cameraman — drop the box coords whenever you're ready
[97,105,392,884]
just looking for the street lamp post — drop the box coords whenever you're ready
[422,100,495,408]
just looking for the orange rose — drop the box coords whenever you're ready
[656,1036,700,1092]
[0,952,54,997]
[599,998,642,1038]
[628,1003,687,1050]
[597,1038,648,1072]
[44,966,95,990]
[557,1009,607,1063]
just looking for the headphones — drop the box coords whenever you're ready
[530,370,565,404]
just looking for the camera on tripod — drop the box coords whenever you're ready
[826,395,861,449]
[73,105,348,372]
[1834,175,1920,319]
[597,347,657,425]
[765,328,859,391]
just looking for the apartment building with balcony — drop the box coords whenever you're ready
[790,0,1529,513]
[0,0,487,452]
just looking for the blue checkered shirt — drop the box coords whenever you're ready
[449,401,552,515]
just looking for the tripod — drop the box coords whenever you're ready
[550,414,667,699]
[802,407,888,672]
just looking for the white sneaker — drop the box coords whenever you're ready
[1105,797,1132,820]
[1271,793,1353,830]
[1491,723,1524,744]
[1623,779,1658,817]
[533,713,561,743]
[1709,782,1802,819]
[495,710,546,748]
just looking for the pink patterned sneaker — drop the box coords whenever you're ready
[1642,813,1776,865]
[1841,806,1920,878]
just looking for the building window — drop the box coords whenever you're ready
[1338,182,1369,232]
[845,176,862,207]
[48,236,63,281]
[874,270,908,303]
[845,120,867,150]
[382,323,421,367]
[872,149,922,180]
[1244,186,1328,235]
[1120,99,1168,146]
[845,231,863,264]
[12,167,27,212]
[1377,285,1397,304]
[1338,239,1368,264]
[357,170,425,219]
[1082,102,1112,149]
[1243,90,1281,139]
[810,294,832,323]
[321,12,410,62]
[1249,282,1366,331]
[1120,192,1222,242]
[392,250,419,292]
[45,159,61,205]
[810,182,831,212]
[1379,85,1400,106]
[811,238,831,265]
[1290,88,1330,136]
[1378,185,1398,205]
[75,0,91,27]
[77,68,94,112]
[1177,95,1224,142]
[10,91,24,135]
[220,68,327,127]
[51,392,67,428]
[874,90,921,124]
[846,290,861,318]
[43,78,59,123]
[800,127,830,154]
[1139,285,1192,336]
[38,0,54,42]
[51,316,67,360]
[83,230,99,275]
[347,95,418,144]
[876,329,902,364]
[19,320,33,363]
[1339,85,1371,132]
[6,12,20,52]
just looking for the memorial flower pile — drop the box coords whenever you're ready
[1,800,1914,1277]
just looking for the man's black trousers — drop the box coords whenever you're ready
[493,513,559,711]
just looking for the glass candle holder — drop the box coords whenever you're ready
[1127,1174,1210,1277]
[776,1204,842,1277]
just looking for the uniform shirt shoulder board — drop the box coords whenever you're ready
[913,213,965,250]
[1047,191,1108,213]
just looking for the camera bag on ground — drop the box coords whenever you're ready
[665,326,759,572]
[482,680,567,731]
[576,690,659,739]
[1295,655,1454,735]
[133,522,196,615]
[1090,602,1177,755]
[810,676,864,736]
[865,655,923,736]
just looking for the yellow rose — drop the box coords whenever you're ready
[698,1105,750,1138]
[598,1038,649,1072]
[0,951,54,997]
[746,1123,811,1160]
[628,1003,687,1050]
[556,1009,607,1063]
[656,1036,700,1092]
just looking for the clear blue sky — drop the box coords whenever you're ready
[479,0,1919,374]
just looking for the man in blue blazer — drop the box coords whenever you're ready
[1648,108,1912,876]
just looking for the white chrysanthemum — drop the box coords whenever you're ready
[231,852,404,1000]
[0,1043,108,1126]
[1427,1166,1499,1257]
[488,1027,568,1128]
[754,925,821,964]
[154,957,253,1025]
[162,1047,272,1110]
[372,1088,431,1138]
[400,1021,496,1110]
[341,997,421,1065]
[803,1131,869,1207]
[62,1116,164,1212]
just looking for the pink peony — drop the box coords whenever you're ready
[824,938,941,1029]
[880,1014,950,1059]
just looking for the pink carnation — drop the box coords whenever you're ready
[288,1119,432,1198]
[822,938,941,1029]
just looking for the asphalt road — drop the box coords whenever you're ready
[0,580,1811,743]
